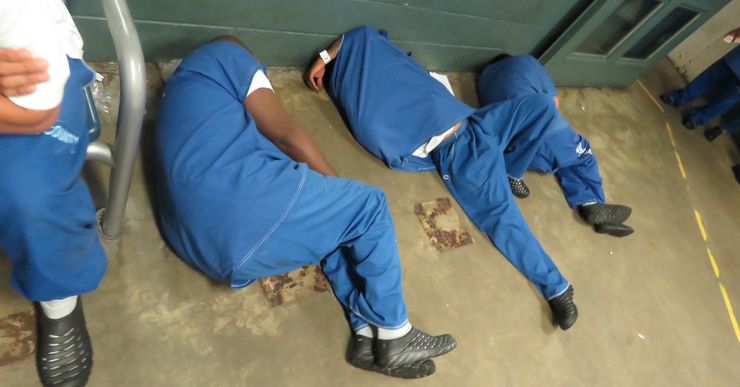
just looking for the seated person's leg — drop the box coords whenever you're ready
[662,59,734,107]
[0,130,105,386]
[432,107,578,330]
[688,77,740,126]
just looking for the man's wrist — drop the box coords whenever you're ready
[319,50,332,65]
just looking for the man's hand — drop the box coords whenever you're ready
[305,57,326,92]
[724,27,740,44]
[0,48,49,97]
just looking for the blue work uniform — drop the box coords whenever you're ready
[0,58,107,301]
[668,46,740,125]
[155,40,408,330]
[478,55,606,208]
[329,27,569,299]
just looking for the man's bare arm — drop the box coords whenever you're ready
[244,88,339,176]
[0,48,50,97]
[305,37,342,92]
[0,95,59,134]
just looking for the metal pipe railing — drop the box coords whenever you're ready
[99,0,146,238]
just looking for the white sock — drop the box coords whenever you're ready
[377,321,412,340]
[581,201,598,207]
[40,296,78,320]
[355,326,374,338]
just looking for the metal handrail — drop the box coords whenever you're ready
[96,0,146,238]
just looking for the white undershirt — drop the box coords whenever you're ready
[0,0,84,110]
[412,72,458,158]
[247,69,273,97]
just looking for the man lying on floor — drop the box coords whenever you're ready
[154,36,456,379]
[306,26,578,330]
[477,54,633,236]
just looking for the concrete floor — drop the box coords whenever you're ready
[1,59,740,386]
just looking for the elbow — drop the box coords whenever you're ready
[5,107,61,135]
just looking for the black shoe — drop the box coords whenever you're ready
[35,299,93,387]
[682,114,697,130]
[375,327,457,369]
[508,176,530,198]
[347,335,435,379]
[579,203,632,225]
[733,164,740,184]
[704,127,722,141]
[659,93,678,107]
[548,285,578,330]
[594,223,634,237]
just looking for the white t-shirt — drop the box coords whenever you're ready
[246,69,273,97]
[0,0,84,110]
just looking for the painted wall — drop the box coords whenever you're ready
[667,0,740,79]
[68,0,581,71]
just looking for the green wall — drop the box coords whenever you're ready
[68,0,581,71]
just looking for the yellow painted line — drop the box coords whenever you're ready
[694,209,708,242]
[665,122,676,147]
[719,283,740,345]
[636,80,665,113]
[706,247,720,278]
[674,151,687,179]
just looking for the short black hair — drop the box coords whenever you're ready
[487,53,512,66]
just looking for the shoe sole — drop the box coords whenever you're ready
[378,340,457,369]
[583,205,631,225]
[349,359,436,379]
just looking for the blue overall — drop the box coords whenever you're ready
[329,27,569,299]
[0,58,106,301]
[478,55,605,208]
[155,40,407,330]
[668,46,740,126]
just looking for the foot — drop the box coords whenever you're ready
[508,176,530,198]
[733,164,740,184]
[347,335,435,379]
[704,127,722,141]
[374,327,457,369]
[548,285,578,330]
[659,93,678,107]
[578,203,632,225]
[594,223,634,237]
[35,299,93,387]
[682,114,696,130]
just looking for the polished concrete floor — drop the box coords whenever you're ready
[1,59,740,386]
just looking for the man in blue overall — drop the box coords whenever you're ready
[660,27,740,133]
[155,36,456,379]
[0,1,106,386]
[306,26,578,330]
[477,54,634,237]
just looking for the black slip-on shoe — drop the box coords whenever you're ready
[659,93,678,107]
[704,127,722,141]
[594,223,634,237]
[508,176,530,199]
[548,285,578,331]
[347,335,435,379]
[579,203,632,225]
[375,328,456,369]
[682,114,697,130]
[733,164,740,184]
[35,300,93,387]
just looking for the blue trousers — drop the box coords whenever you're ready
[527,128,605,208]
[432,96,570,299]
[669,59,740,125]
[0,58,107,301]
[234,170,408,330]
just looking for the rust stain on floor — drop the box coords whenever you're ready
[414,197,473,252]
[259,265,330,306]
[0,311,36,367]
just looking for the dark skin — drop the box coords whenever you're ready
[244,87,338,177]
[0,48,58,134]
